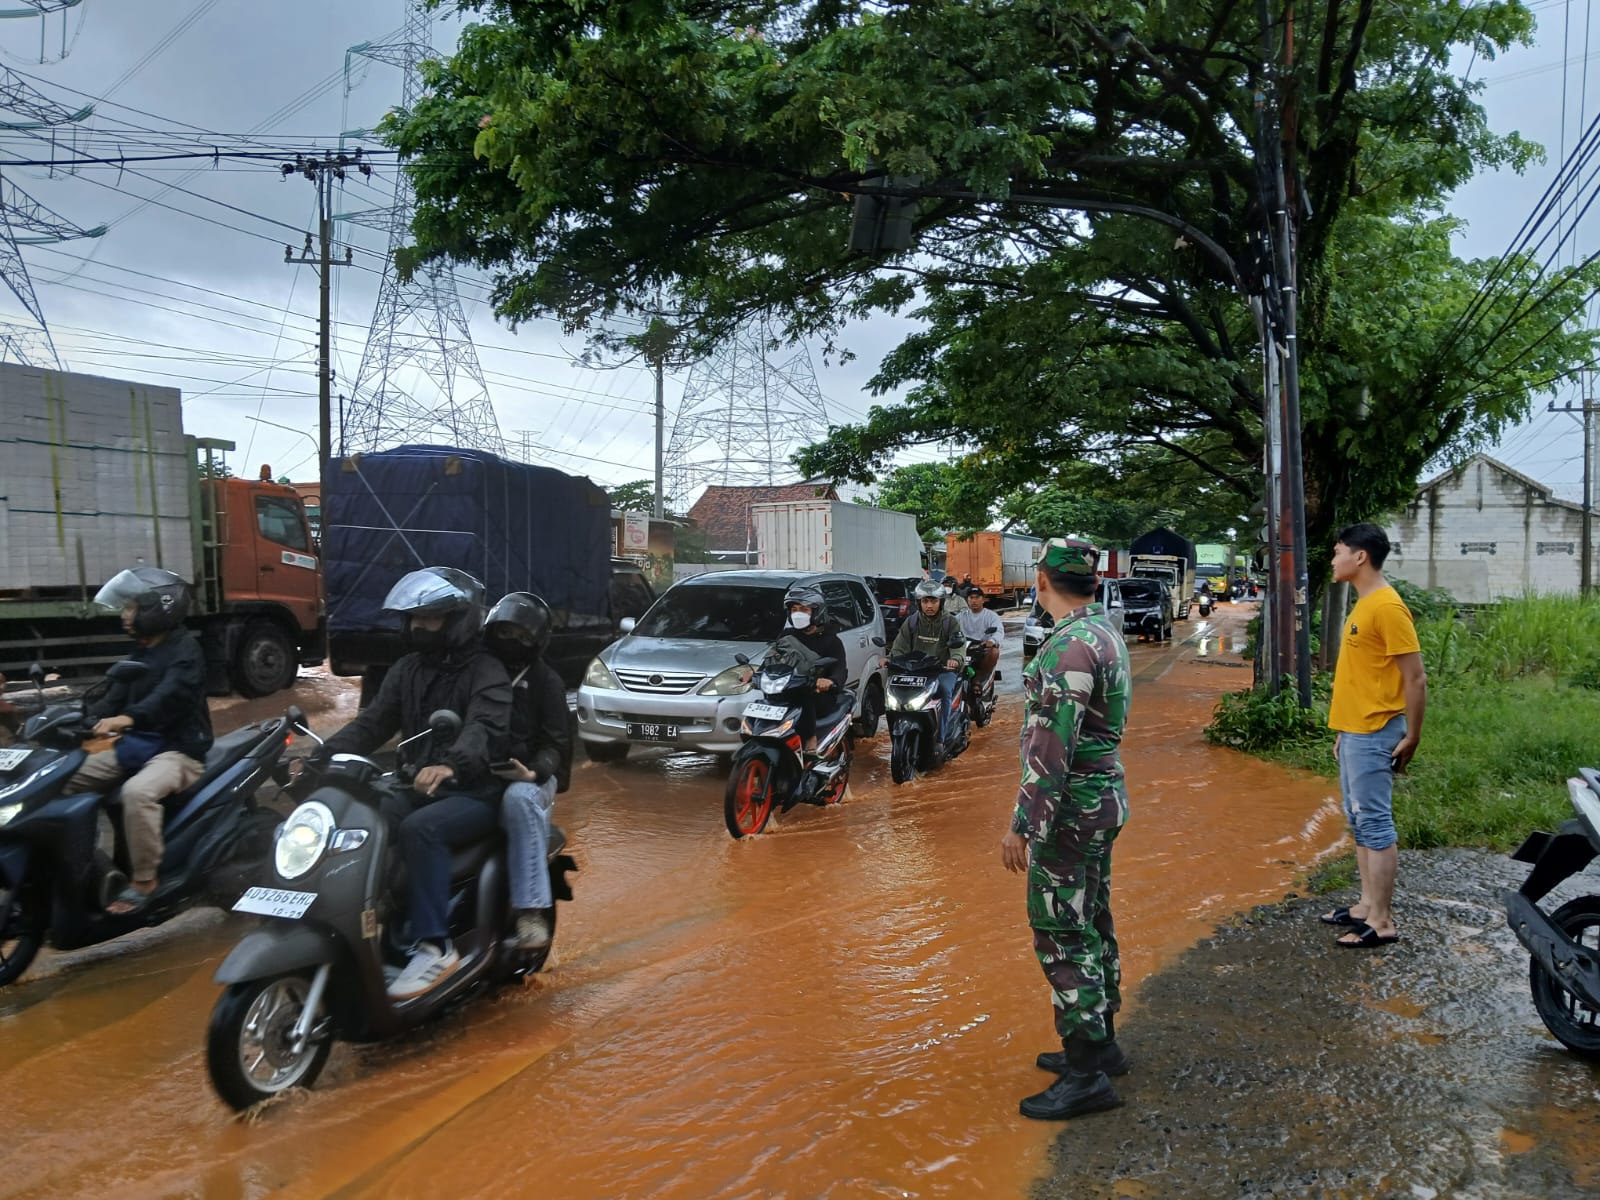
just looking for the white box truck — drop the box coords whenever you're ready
[751,499,923,577]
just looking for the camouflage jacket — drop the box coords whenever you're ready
[1012,601,1132,841]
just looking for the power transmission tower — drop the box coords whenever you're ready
[664,318,831,508]
[336,1,504,456]
[0,66,104,367]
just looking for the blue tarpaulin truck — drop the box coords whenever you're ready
[322,445,615,696]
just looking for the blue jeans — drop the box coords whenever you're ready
[398,792,499,944]
[1336,715,1406,851]
[502,778,556,910]
[937,670,961,743]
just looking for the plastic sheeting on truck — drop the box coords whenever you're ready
[1128,526,1197,567]
[323,445,612,635]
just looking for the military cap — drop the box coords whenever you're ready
[1039,537,1099,576]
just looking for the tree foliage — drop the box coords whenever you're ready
[869,462,995,538]
[393,0,1600,591]
[607,480,660,512]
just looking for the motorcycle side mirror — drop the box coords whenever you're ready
[427,709,463,741]
[28,661,45,686]
[106,660,149,682]
[871,637,885,647]
[734,653,750,666]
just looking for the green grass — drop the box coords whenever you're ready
[1208,593,1600,852]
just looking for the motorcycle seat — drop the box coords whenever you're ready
[449,831,504,882]
[817,689,856,726]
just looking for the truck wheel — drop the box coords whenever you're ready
[230,621,297,698]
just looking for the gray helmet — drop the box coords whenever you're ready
[782,583,826,612]
[913,578,944,602]
[383,566,486,656]
[94,566,192,637]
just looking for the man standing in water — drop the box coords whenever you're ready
[1000,538,1131,1120]
[1320,522,1426,948]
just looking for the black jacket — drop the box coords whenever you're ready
[322,647,511,798]
[785,626,849,692]
[507,660,572,791]
[87,626,213,761]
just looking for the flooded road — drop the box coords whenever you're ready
[0,604,1350,1199]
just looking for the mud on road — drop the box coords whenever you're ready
[1039,848,1600,1200]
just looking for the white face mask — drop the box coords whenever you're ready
[788,610,812,630]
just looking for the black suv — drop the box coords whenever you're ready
[864,575,925,643]
[1118,577,1174,642]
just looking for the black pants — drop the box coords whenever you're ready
[394,792,499,944]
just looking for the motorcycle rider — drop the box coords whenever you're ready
[958,587,1005,686]
[482,592,570,953]
[774,584,848,757]
[314,566,511,1000]
[66,566,214,915]
[888,579,968,752]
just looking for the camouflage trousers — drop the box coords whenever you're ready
[1026,822,1122,1044]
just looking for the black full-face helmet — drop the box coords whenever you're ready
[483,591,553,666]
[382,566,486,657]
[93,566,192,638]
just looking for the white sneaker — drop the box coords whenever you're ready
[514,911,551,952]
[386,941,461,999]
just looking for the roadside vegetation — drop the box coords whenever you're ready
[1206,587,1600,851]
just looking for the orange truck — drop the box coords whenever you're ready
[942,530,1043,606]
[0,364,323,696]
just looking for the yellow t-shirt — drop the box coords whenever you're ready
[1327,585,1421,733]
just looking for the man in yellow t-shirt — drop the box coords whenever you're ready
[1322,523,1427,948]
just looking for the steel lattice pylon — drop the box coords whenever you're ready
[665,319,831,507]
[0,66,103,366]
[337,1,503,456]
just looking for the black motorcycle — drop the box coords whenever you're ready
[1196,587,1214,618]
[1505,768,1600,1061]
[205,710,577,1110]
[964,638,998,729]
[885,651,969,785]
[0,661,292,987]
[723,651,855,838]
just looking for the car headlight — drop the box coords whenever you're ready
[0,802,21,826]
[583,656,621,690]
[274,800,334,880]
[700,664,753,696]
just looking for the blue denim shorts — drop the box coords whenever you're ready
[1336,715,1406,850]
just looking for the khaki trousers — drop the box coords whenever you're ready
[69,749,205,882]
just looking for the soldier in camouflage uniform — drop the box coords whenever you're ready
[1000,537,1132,1120]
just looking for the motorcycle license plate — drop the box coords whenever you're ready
[891,675,925,687]
[233,886,317,920]
[743,703,789,721]
[0,747,29,771]
[626,722,679,741]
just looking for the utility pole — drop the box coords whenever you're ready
[653,354,666,519]
[1548,368,1597,593]
[282,151,365,491]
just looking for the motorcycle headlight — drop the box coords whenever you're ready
[884,692,901,711]
[274,800,334,880]
[906,685,937,712]
[700,664,753,696]
[583,656,621,690]
[0,802,21,826]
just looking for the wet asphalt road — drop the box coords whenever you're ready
[8,604,1581,1197]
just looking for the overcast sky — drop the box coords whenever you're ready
[0,1,1592,503]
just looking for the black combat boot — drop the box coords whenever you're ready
[1018,1068,1122,1120]
[1035,1014,1130,1076]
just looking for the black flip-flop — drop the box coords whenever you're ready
[106,885,153,916]
[1318,906,1364,927]
[1336,923,1399,948]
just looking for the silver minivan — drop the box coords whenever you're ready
[576,570,887,761]
[1021,578,1126,663]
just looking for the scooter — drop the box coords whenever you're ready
[205,710,577,1110]
[1197,588,1214,618]
[723,652,855,838]
[0,660,293,987]
[885,651,969,785]
[1505,768,1600,1061]
[964,638,998,729]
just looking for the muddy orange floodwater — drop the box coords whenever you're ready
[0,606,1346,1199]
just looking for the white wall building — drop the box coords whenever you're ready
[1384,454,1585,603]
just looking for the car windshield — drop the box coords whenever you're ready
[1119,579,1163,602]
[631,585,787,641]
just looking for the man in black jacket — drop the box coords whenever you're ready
[482,592,571,952]
[67,567,215,915]
[316,567,511,999]
[774,583,849,756]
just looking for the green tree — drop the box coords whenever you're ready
[607,480,659,513]
[869,462,994,539]
[392,0,1598,593]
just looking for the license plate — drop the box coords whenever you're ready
[744,703,789,721]
[891,675,926,687]
[626,722,679,741]
[0,747,29,771]
[233,886,317,919]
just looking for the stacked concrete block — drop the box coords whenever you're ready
[0,362,194,593]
